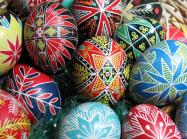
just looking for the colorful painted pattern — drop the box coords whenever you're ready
[123,104,182,139]
[57,102,121,139]
[24,2,78,74]
[164,25,187,43]
[175,93,187,138]
[129,40,187,106]
[114,18,164,64]
[73,0,122,41]
[0,90,31,139]
[0,13,22,76]
[123,0,162,21]
[12,0,63,12]
[70,36,129,105]
[5,64,61,124]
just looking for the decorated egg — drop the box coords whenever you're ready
[24,2,78,74]
[123,0,162,21]
[129,40,187,106]
[0,90,31,139]
[175,93,187,138]
[122,104,182,139]
[5,64,62,124]
[113,18,164,64]
[11,0,74,12]
[73,0,122,41]
[69,36,130,105]
[0,12,22,76]
[164,25,187,43]
[56,102,121,139]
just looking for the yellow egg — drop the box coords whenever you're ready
[0,12,22,76]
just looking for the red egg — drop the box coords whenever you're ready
[164,25,187,43]
[70,36,129,105]
[24,2,78,74]
[122,104,182,139]
[0,90,31,139]
[73,0,122,41]
[5,64,62,124]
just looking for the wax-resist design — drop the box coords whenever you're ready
[70,36,130,105]
[123,104,182,139]
[11,0,63,12]
[123,0,162,21]
[0,90,31,139]
[129,40,187,106]
[0,13,22,76]
[5,64,61,124]
[24,2,78,74]
[73,0,122,40]
[57,102,121,139]
[114,18,164,64]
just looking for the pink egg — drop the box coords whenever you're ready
[122,104,182,139]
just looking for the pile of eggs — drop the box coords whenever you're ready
[0,0,187,138]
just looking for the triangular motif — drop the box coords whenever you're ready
[111,52,122,70]
[116,25,132,45]
[95,0,105,8]
[109,75,121,93]
[92,76,106,92]
[92,54,106,71]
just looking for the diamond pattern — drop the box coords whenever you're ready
[45,27,57,37]
[99,60,117,86]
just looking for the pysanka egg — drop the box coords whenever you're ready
[24,2,78,74]
[122,104,182,139]
[129,40,187,106]
[0,90,31,139]
[69,36,130,105]
[56,102,121,139]
[113,18,164,64]
[11,0,74,12]
[123,0,162,21]
[73,0,122,41]
[5,64,62,124]
[0,12,22,76]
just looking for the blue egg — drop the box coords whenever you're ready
[56,102,121,139]
[129,40,187,106]
[176,93,187,138]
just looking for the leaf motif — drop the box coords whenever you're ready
[25,95,33,108]
[49,105,56,115]
[8,98,19,116]
[37,100,45,113]
[143,83,169,93]
[16,75,21,84]
[19,66,25,77]
[161,59,172,82]
[0,35,21,66]
[50,97,58,103]
[26,72,40,79]
[0,118,30,135]
[23,81,33,87]
[37,93,52,100]
[26,88,40,95]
